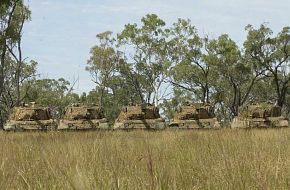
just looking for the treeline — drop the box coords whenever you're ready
[0,1,290,127]
[84,14,290,125]
[0,1,35,127]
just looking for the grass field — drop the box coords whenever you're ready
[1,129,290,189]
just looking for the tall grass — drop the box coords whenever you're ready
[1,129,290,189]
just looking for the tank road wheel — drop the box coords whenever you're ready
[123,123,131,131]
[169,124,179,129]
[155,122,166,130]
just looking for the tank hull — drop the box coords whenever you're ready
[58,119,109,130]
[169,118,220,129]
[231,116,289,128]
[113,118,166,130]
[3,120,56,131]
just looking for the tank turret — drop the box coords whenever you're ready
[169,102,220,129]
[113,103,166,130]
[4,102,56,131]
[58,103,109,130]
[231,102,289,128]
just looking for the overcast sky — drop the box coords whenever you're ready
[22,0,290,93]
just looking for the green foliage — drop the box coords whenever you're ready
[86,31,119,108]
[0,0,33,127]
[85,16,290,123]
[244,24,290,107]
[0,58,37,124]
[0,0,30,44]
[205,34,257,117]
[168,19,217,104]
[117,14,171,105]
[84,75,136,122]
[22,78,80,119]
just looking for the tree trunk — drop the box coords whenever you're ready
[0,42,6,98]
[99,86,105,108]
[16,40,22,106]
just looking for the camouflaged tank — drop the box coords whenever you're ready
[4,102,56,131]
[58,104,109,130]
[113,103,166,130]
[231,102,289,128]
[169,102,220,129]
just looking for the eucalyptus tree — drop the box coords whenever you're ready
[86,31,120,108]
[168,19,215,104]
[86,31,138,120]
[205,34,265,117]
[0,0,34,127]
[0,0,31,105]
[244,24,290,108]
[117,14,171,105]
[6,3,31,106]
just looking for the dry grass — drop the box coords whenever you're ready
[1,129,290,189]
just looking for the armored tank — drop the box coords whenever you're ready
[58,104,109,130]
[231,102,289,128]
[113,103,166,130]
[169,102,220,129]
[4,102,56,131]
